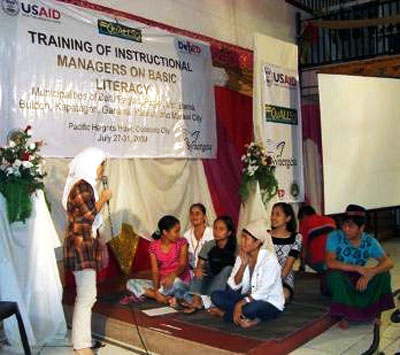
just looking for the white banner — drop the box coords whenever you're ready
[0,0,216,158]
[262,64,304,202]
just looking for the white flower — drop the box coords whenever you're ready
[9,141,16,148]
[6,167,14,176]
[36,165,43,175]
[26,129,32,136]
[29,143,36,150]
[22,161,33,169]
[241,155,246,161]
[13,159,22,168]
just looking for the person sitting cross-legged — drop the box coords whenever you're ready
[179,216,236,314]
[325,204,395,330]
[210,219,284,328]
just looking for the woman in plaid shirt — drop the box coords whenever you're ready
[62,147,111,355]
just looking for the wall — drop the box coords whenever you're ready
[91,0,299,48]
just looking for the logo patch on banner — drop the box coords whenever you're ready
[175,39,202,55]
[2,1,62,21]
[1,0,20,16]
[265,104,298,125]
[264,65,297,89]
[98,20,142,43]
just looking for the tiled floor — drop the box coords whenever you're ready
[1,238,399,355]
[0,338,143,354]
[291,237,400,355]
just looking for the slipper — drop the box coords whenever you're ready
[183,307,198,315]
[119,294,144,305]
[91,341,106,350]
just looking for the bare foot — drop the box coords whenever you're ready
[168,297,178,308]
[240,318,261,329]
[190,294,203,309]
[208,307,225,317]
[337,318,350,330]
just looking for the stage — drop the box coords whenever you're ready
[63,272,336,355]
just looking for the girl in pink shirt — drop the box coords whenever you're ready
[126,215,190,304]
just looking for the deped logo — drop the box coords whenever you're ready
[177,40,202,55]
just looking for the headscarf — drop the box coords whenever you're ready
[242,219,276,255]
[62,147,106,234]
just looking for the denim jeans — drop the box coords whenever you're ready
[211,288,282,323]
[184,266,232,308]
[127,277,189,300]
[160,278,189,300]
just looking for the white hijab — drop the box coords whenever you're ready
[62,147,106,235]
[242,219,277,256]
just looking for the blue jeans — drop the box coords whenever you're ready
[184,266,233,305]
[160,278,189,300]
[211,288,282,323]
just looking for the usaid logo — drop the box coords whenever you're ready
[264,65,297,89]
[176,39,202,55]
[1,0,20,16]
[1,0,61,20]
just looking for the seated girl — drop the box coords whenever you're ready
[180,216,236,314]
[210,219,284,328]
[325,204,395,329]
[125,215,191,304]
[270,202,302,304]
[183,203,214,272]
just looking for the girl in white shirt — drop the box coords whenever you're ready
[210,219,284,328]
[183,203,214,271]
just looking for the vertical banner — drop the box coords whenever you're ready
[253,34,304,204]
[262,64,304,202]
[0,0,216,158]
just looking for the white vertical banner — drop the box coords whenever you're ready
[262,63,304,202]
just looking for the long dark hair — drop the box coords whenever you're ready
[214,215,237,250]
[152,215,180,240]
[190,203,207,215]
[272,202,297,233]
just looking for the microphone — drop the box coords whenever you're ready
[101,175,114,237]
[101,175,110,207]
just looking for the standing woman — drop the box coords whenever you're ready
[183,203,214,271]
[62,147,112,355]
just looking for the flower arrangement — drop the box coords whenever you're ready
[239,142,278,205]
[0,126,46,223]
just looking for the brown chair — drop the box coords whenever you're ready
[0,301,31,355]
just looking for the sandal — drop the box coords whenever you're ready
[119,294,143,305]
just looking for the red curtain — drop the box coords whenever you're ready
[203,87,253,224]
[301,104,324,211]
